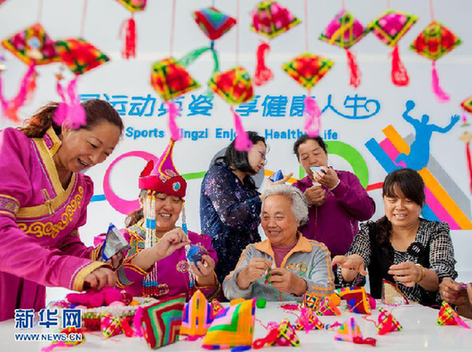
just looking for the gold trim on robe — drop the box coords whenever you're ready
[0,194,20,218]
[90,244,103,261]
[16,127,77,219]
[18,187,84,239]
[72,261,108,291]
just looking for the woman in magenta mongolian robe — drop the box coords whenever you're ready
[112,140,221,301]
[0,99,124,321]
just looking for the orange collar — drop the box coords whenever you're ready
[255,233,312,262]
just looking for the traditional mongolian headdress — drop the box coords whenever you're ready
[139,139,187,198]
[138,139,188,296]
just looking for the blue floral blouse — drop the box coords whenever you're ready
[200,162,262,283]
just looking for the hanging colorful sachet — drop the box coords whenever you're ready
[54,38,110,75]
[202,299,256,350]
[149,0,202,140]
[116,0,147,59]
[250,0,300,86]
[209,66,255,151]
[150,57,200,141]
[178,7,236,97]
[54,38,110,128]
[461,96,472,126]
[410,21,461,102]
[2,23,58,65]
[0,23,58,121]
[368,9,418,86]
[194,7,237,41]
[282,52,334,137]
[319,9,367,88]
[205,2,255,152]
[193,6,236,85]
[209,66,254,105]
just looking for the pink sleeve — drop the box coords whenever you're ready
[56,231,101,260]
[116,262,149,288]
[331,171,376,221]
[0,129,106,291]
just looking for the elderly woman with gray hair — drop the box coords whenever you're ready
[223,185,335,301]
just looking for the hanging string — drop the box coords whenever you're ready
[387,0,391,8]
[80,0,88,38]
[466,141,472,194]
[37,0,44,23]
[342,0,346,11]
[304,0,309,52]
[236,0,240,64]
[170,0,177,56]
[212,0,216,7]
[429,0,435,21]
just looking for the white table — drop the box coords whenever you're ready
[1,302,471,352]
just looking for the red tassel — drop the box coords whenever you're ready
[254,41,273,86]
[431,61,450,102]
[230,106,253,151]
[0,65,36,122]
[304,96,321,137]
[133,307,143,338]
[353,336,377,346]
[280,303,299,310]
[121,317,134,337]
[25,70,38,103]
[54,76,86,129]
[461,114,468,126]
[167,101,181,141]
[121,15,136,59]
[390,45,409,86]
[345,48,361,88]
[253,329,279,349]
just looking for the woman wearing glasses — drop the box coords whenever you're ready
[200,132,276,284]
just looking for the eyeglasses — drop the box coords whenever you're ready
[257,150,267,162]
